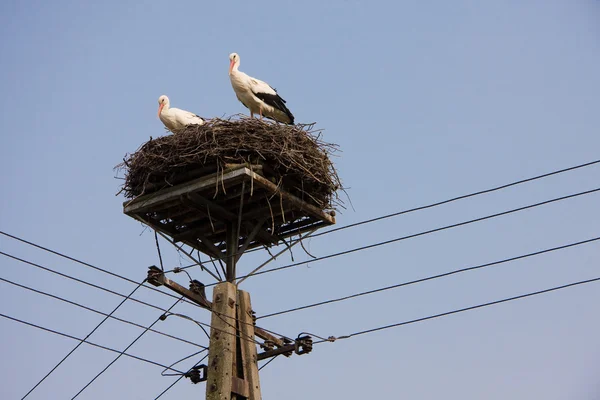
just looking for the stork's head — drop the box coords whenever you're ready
[229,53,240,74]
[157,95,169,117]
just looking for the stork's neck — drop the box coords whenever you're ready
[230,62,240,75]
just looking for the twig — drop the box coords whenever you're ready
[155,231,165,271]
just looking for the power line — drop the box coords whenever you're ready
[154,230,165,271]
[161,349,207,377]
[11,278,596,395]
[230,187,600,284]
[5,159,596,290]
[259,355,279,371]
[0,230,187,303]
[154,354,210,400]
[0,248,293,345]
[4,159,598,291]
[154,372,189,399]
[21,279,146,399]
[2,249,290,394]
[175,158,600,271]
[0,248,229,329]
[70,297,183,399]
[163,310,296,353]
[0,276,206,349]
[317,276,600,342]
[311,158,600,239]
[1,250,290,364]
[5,186,598,343]
[164,313,263,346]
[3,159,594,397]
[258,235,600,319]
[165,313,210,340]
[157,230,222,282]
[0,312,183,373]
[0,251,174,314]
[0,230,220,312]
[168,226,315,274]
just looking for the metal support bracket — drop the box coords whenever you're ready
[147,266,165,287]
[146,266,212,310]
[295,335,313,355]
[185,364,208,384]
[256,335,313,361]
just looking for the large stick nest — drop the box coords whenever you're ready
[116,116,342,211]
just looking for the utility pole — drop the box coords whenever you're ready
[125,165,335,399]
[203,283,261,400]
[205,282,240,399]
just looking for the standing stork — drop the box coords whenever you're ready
[228,52,295,125]
[157,95,205,133]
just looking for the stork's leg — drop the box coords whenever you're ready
[250,111,254,119]
[259,108,263,120]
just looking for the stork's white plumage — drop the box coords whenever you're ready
[228,53,295,125]
[157,95,205,133]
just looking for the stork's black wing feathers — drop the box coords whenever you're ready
[254,91,295,124]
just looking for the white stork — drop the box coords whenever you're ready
[228,53,295,125]
[157,95,205,133]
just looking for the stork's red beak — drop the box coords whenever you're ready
[158,103,164,117]
[229,59,235,74]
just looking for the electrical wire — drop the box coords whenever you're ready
[227,187,600,284]
[2,251,289,360]
[311,158,600,239]
[5,186,598,350]
[21,279,146,399]
[173,158,600,271]
[154,354,209,400]
[258,235,600,319]
[0,276,206,349]
[0,230,223,313]
[213,311,263,345]
[200,305,295,342]
[157,230,221,282]
[164,313,262,346]
[165,226,314,275]
[0,251,218,330]
[4,160,599,291]
[0,251,174,315]
[235,228,317,285]
[0,236,239,321]
[70,297,184,399]
[258,355,279,371]
[154,230,165,271]
[164,313,210,339]
[0,230,186,303]
[161,349,208,377]
[0,248,285,344]
[0,312,184,373]
[2,160,597,395]
[313,276,600,343]
[164,308,295,349]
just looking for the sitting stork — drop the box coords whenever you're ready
[157,95,205,133]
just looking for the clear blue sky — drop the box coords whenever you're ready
[1,1,600,399]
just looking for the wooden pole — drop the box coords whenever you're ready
[206,283,262,400]
[238,290,262,400]
[225,223,238,282]
[147,266,284,398]
[206,282,237,400]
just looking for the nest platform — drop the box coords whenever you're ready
[118,117,340,257]
[123,165,335,254]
